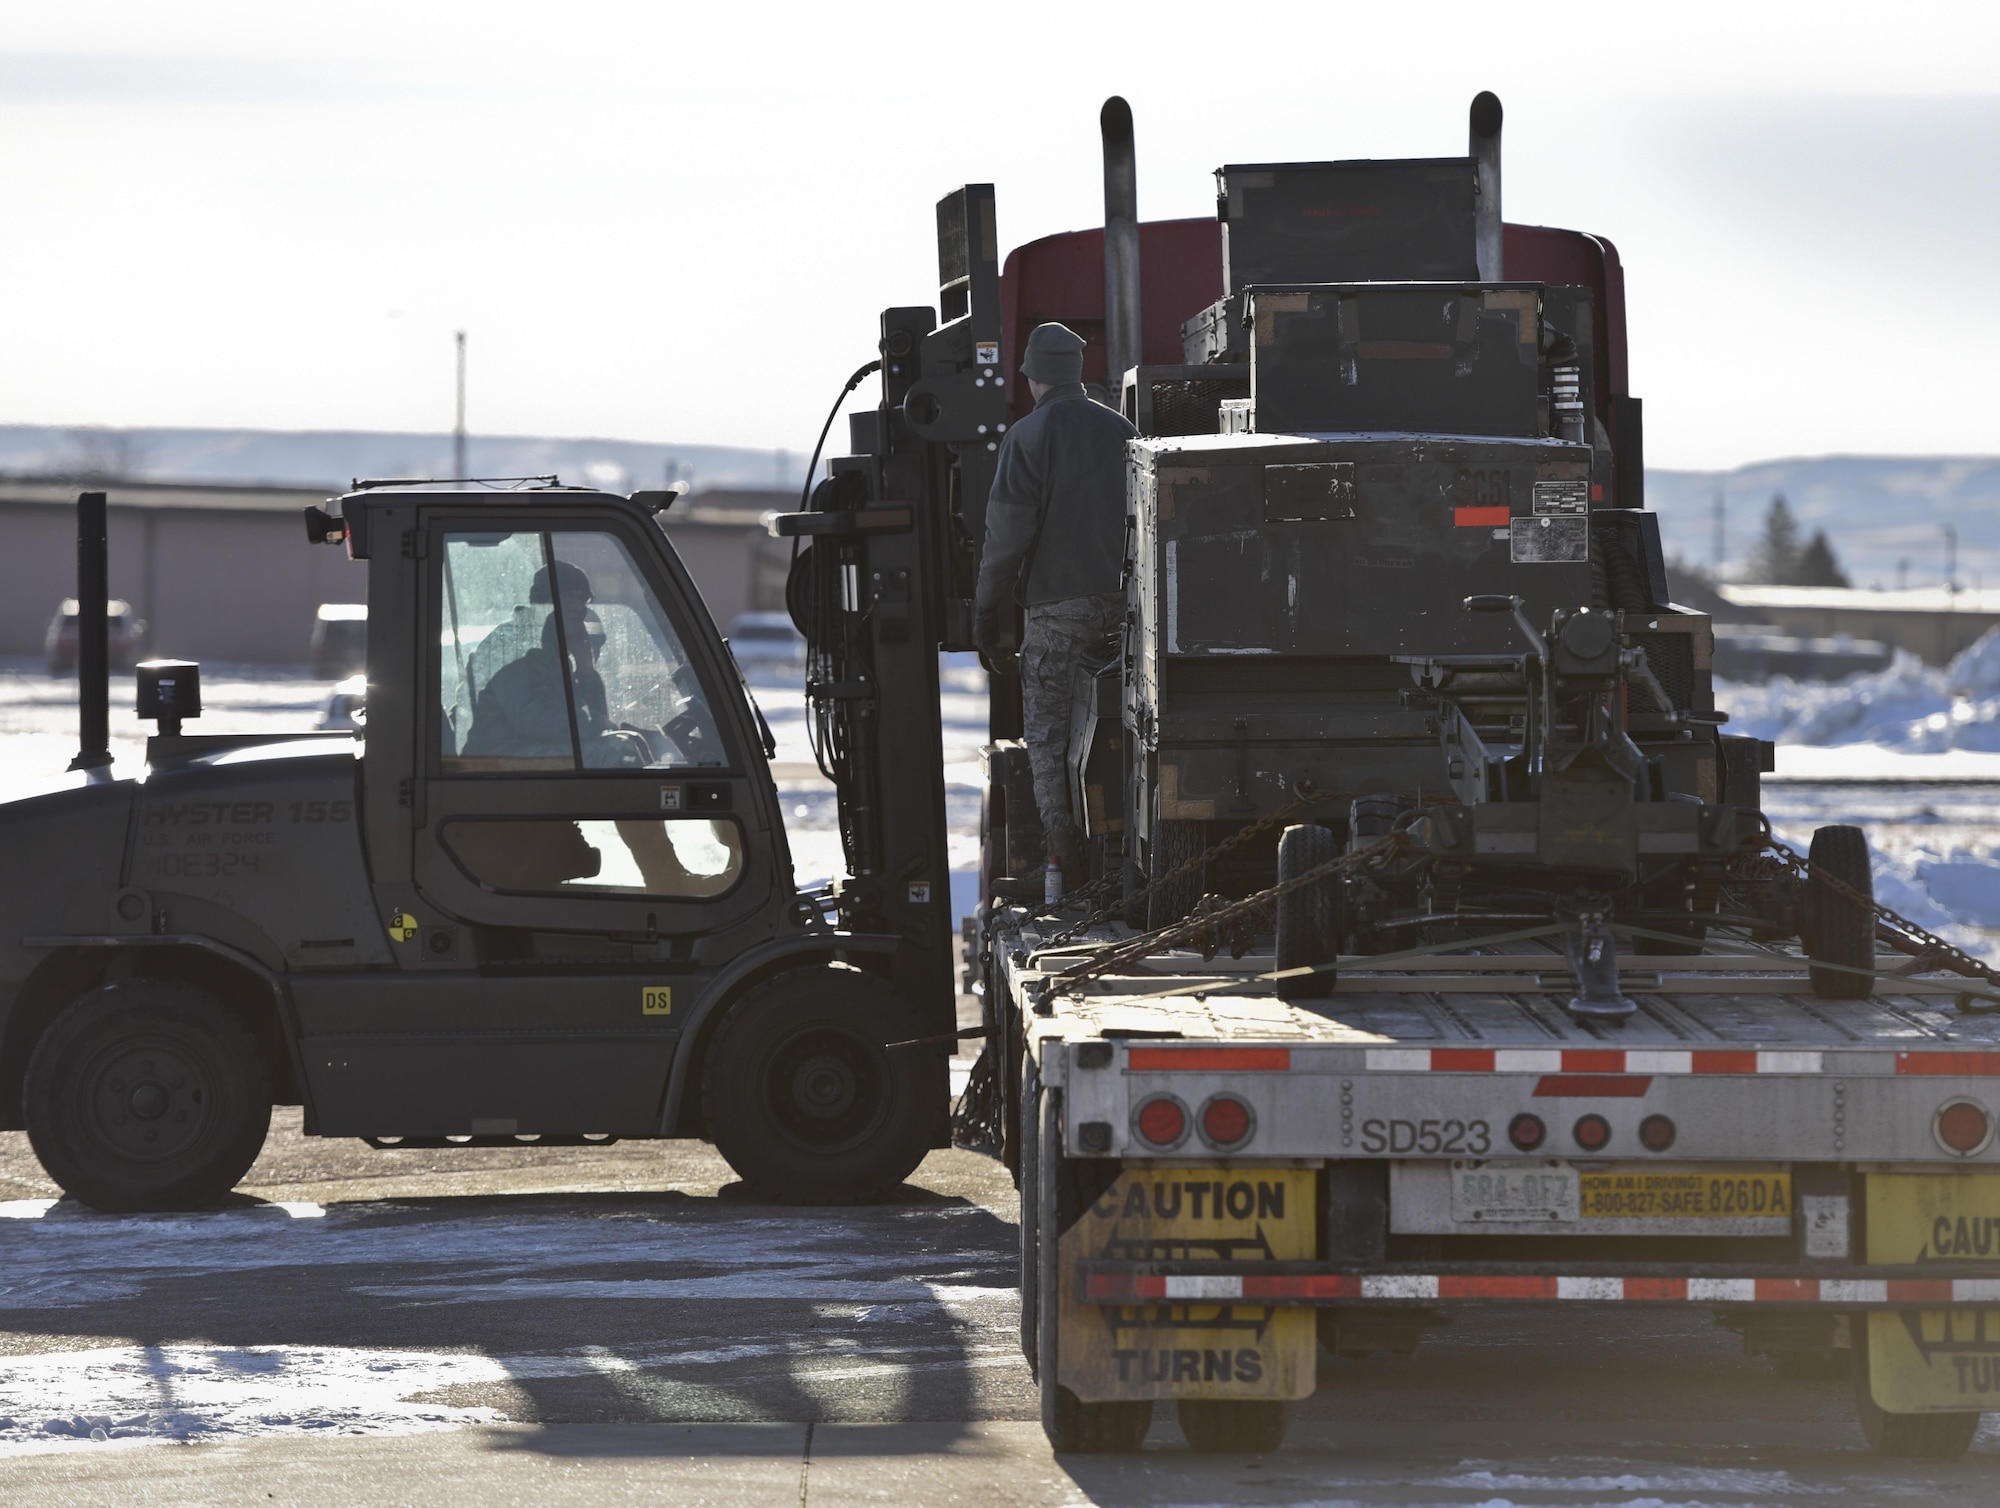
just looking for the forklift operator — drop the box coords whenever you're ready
[973,321,1137,879]
[462,561,609,762]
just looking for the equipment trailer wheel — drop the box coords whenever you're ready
[1853,1321,1981,1457]
[1804,825,1875,1000]
[702,966,932,1204]
[1050,1387,1153,1453]
[25,980,272,1212]
[1275,823,1340,999]
[1146,789,1207,930]
[1178,1398,1292,1453]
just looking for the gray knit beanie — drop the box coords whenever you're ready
[1020,322,1086,385]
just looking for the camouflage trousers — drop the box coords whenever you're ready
[1020,591,1123,863]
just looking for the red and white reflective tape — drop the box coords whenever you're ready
[1085,1273,2000,1304]
[1362,1048,1826,1074]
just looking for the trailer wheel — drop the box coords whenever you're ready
[1177,1398,1292,1453]
[1147,790,1206,930]
[702,967,933,1204]
[24,980,272,1212]
[1805,825,1875,1000]
[1049,1387,1152,1453]
[1853,1320,1981,1457]
[1275,823,1340,999]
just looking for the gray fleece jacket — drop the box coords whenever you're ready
[974,383,1137,615]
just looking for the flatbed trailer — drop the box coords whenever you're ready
[998,913,2000,1456]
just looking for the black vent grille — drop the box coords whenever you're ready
[1148,378,1249,437]
[1632,632,1694,710]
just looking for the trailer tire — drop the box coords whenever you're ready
[702,967,933,1204]
[1178,1398,1292,1453]
[1147,790,1206,930]
[1805,825,1874,1001]
[24,980,272,1213]
[1049,1387,1152,1454]
[1275,823,1340,999]
[1853,1321,1980,1457]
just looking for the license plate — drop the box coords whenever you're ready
[1579,1169,1792,1221]
[1863,1173,2000,1413]
[1450,1160,1579,1223]
[1057,1164,1317,1403]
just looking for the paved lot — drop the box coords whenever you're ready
[3,1121,1998,1505]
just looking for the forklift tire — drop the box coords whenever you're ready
[1177,1398,1292,1453]
[1049,1386,1152,1454]
[1852,1321,1981,1457]
[1275,823,1340,999]
[24,980,272,1213]
[702,966,932,1204]
[1805,825,1875,1001]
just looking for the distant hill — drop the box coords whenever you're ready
[0,425,804,496]
[1647,457,2000,592]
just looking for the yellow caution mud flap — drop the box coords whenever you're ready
[1057,1163,1317,1403]
[1864,1172,2000,1413]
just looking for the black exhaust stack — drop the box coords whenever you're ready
[1469,91,1504,281]
[1100,96,1142,392]
[68,490,113,780]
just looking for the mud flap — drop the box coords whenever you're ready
[1864,1172,2000,1412]
[1056,1163,1317,1403]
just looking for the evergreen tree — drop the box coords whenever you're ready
[1795,530,1851,589]
[1750,494,1803,583]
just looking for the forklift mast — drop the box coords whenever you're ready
[775,185,1005,1015]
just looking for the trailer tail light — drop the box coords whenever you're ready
[1134,1094,1190,1150]
[1508,1113,1546,1152]
[1198,1094,1255,1151]
[1573,1114,1612,1152]
[1935,1099,1994,1156]
[1639,1114,1677,1152]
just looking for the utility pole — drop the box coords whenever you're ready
[1711,484,1725,577]
[453,330,468,481]
[1945,522,1959,595]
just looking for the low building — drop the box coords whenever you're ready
[1717,585,2000,667]
[0,477,787,668]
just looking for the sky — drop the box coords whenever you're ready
[1,1,1997,472]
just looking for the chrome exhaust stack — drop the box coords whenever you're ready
[1100,96,1142,390]
[1469,90,1504,281]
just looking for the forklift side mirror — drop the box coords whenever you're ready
[631,482,690,516]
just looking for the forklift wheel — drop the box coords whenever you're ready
[1177,1398,1292,1453]
[702,967,932,1204]
[1805,825,1875,1001]
[24,980,272,1212]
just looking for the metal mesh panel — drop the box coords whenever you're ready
[1148,378,1249,437]
[1632,632,1694,710]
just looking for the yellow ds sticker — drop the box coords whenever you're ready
[1056,1165,1316,1404]
[387,911,419,943]
[642,986,672,1016]
[1865,1172,2000,1412]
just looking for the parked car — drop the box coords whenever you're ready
[726,610,805,665]
[310,603,367,679]
[316,673,367,732]
[45,599,146,675]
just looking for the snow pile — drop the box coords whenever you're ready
[1717,626,2000,752]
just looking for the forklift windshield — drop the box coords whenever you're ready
[438,529,725,773]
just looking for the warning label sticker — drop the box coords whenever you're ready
[1510,516,1588,564]
[1865,1173,2000,1412]
[1056,1165,1316,1403]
